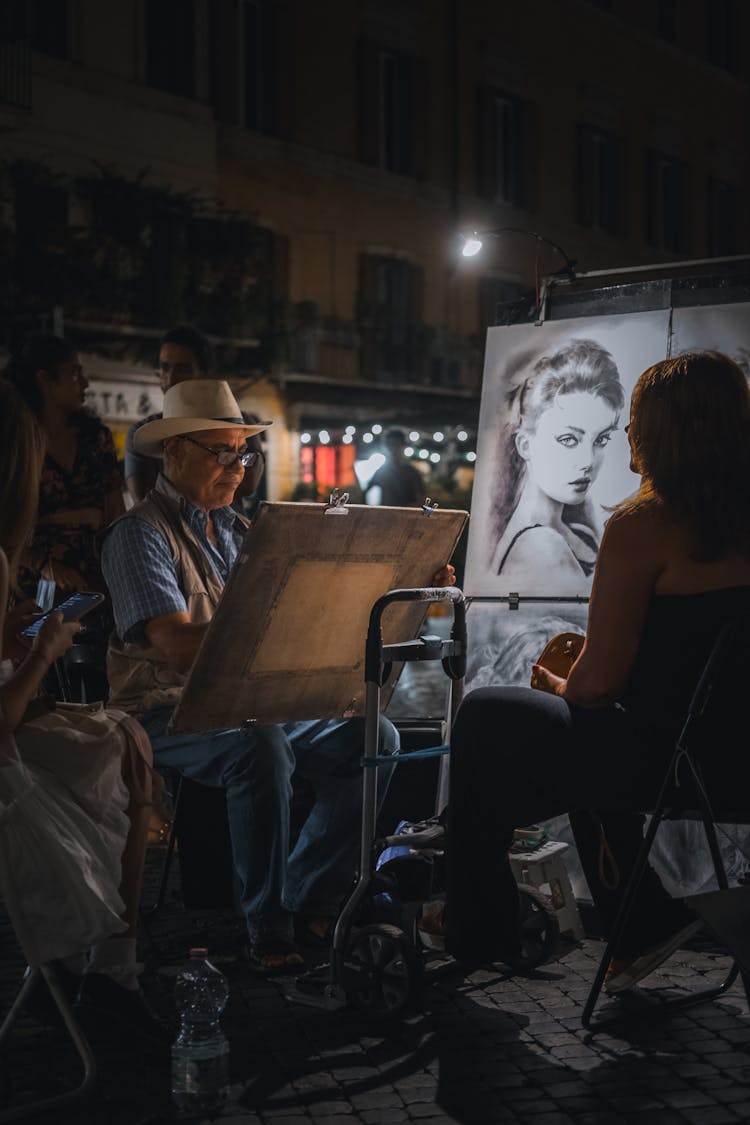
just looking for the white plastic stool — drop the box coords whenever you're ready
[509,838,584,941]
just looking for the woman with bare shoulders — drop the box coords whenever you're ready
[443,351,750,990]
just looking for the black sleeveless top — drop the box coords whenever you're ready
[620,586,750,735]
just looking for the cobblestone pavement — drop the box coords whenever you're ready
[2,853,749,1125]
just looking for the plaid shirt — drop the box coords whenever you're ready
[101,475,244,645]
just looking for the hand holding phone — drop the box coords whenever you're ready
[21,592,105,639]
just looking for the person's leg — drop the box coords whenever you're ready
[140,706,296,949]
[445,687,624,965]
[569,808,698,959]
[283,715,399,920]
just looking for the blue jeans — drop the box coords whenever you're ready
[140,708,399,946]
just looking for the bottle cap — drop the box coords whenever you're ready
[189,947,209,957]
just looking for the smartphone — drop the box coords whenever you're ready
[21,591,105,638]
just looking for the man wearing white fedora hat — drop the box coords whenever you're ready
[100,379,402,972]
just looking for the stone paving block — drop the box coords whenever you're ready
[681,1109,745,1124]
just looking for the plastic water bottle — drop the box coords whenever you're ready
[171,948,230,1118]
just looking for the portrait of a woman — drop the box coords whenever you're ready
[489,338,626,591]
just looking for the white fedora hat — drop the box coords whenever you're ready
[133,380,272,456]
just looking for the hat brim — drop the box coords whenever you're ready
[133,417,272,457]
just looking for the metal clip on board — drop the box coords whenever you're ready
[325,489,350,515]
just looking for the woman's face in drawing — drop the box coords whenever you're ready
[515,391,619,506]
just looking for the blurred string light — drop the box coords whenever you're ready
[433,431,444,442]
[372,423,382,434]
[404,445,414,456]
[319,430,330,444]
[300,432,311,443]
[342,433,353,444]
[418,449,429,460]
[457,430,468,441]
[363,432,374,443]
[345,425,356,435]
[409,431,420,442]
[429,452,441,463]
[467,451,477,462]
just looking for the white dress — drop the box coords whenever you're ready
[0,665,149,965]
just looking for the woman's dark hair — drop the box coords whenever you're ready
[622,350,750,560]
[3,333,77,418]
[0,381,45,582]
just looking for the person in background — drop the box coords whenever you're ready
[444,351,750,993]
[489,338,626,590]
[3,334,125,701]
[0,381,169,1051]
[365,427,425,507]
[3,334,125,602]
[125,323,265,511]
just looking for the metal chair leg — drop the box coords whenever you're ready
[0,964,97,1122]
[582,758,741,1032]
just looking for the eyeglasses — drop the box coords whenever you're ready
[179,435,262,468]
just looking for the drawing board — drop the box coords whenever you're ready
[170,500,468,731]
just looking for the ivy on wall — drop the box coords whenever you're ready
[0,160,286,373]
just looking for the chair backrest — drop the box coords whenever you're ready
[672,611,750,823]
[679,613,747,745]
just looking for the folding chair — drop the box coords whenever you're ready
[0,962,96,1122]
[582,613,750,1031]
[0,755,99,1120]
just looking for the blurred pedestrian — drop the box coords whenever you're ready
[365,427,424,507]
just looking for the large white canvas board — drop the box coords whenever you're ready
[464,310,670,597]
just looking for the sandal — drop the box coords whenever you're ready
[246,939,306,976]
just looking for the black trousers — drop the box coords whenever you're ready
[445,687,695,964]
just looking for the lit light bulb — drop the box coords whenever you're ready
[409,431,420,443]
[461,236,483,258]
[300,432,311,444]
[429,452,441,463]
[433,431,444,442]
[467,451,477,462]
[342,433,353,444]
[372,423,382,434]
[457,430,468,441]
[319,430,330,444]
[418,449,429,460]
[345,425,356,435]
[363,432,374,444]
[404,446,414,457]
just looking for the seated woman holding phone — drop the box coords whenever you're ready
[0,381,171,1051]
[444,351,750,992]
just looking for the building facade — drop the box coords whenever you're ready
[1,0,748,503]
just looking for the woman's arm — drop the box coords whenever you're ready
[537,509,664,707]
[0,549,81,729]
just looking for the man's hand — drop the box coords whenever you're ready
[431,564,456,587]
